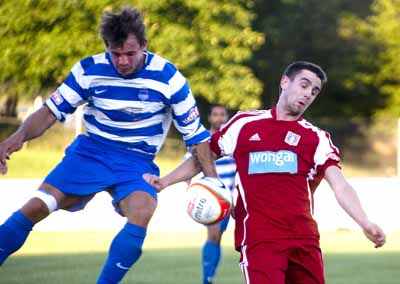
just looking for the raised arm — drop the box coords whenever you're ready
[143,141,218,192]
[190,141,218,178]
[324,166,386,248]
[0,105,56,174]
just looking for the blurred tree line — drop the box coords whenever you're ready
[0,0,399,119]
[0,0,263,116]
[0,0,399,169]
[251,0,400,119]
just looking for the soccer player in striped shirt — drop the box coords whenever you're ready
[186,104,236,284]
[0,6,218,284]
[144,61,386,284]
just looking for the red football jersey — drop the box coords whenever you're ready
[210,108,340,250]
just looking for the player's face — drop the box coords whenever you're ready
[108,34,147,77]
[208,106,229,131]
[280,69,322,116]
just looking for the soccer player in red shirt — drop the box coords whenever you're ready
[144,61,386,284]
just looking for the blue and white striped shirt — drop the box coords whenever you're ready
[45,51,210,157]
[214,156,236,191]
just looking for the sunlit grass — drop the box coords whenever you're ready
[13,231,400,256]
[1,123,186,179]
[1,122,393,178]
[321,231,400,253]
[3,149,183,179]
[1,231,398,284]
[4,149,64,179]
[3,148,387,179]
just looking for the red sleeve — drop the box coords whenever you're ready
[319,159,341,174]
[210,131,222,157]
[210,111,258,158]
[309,161,341,194]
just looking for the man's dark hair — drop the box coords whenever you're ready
[283,61,328,85]
[208,104,227,115]
[100,6,147,47]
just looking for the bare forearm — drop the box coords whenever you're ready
[163,157,202,187]
[0,105,57,174]
[325,166,371,229]
[325,167,385,248]
[334,185,370,229]
[15,106,56,142]
[144,142,218,192]
[191,141,218,177]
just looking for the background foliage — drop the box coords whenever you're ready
[339,0,400,117]
[0,0,263,111]
[1,0,399,117]
[0,0,399,175]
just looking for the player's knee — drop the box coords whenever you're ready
[119,192,157,226]
[33,189,58,213]
[20,191,57,223]
[125,207,155,226]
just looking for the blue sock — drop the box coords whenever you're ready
[97,223,146,284]
[202,241,221,284]
[0,210,34,266]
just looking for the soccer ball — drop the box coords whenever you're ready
[186,176,233,225]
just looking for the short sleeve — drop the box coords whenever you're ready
[45,59,89,121]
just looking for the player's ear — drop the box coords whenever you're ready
[280,75,290,91]
[141,39,148,50]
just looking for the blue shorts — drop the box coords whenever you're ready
[44,135,160,209]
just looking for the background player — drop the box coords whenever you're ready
[0,6,217,284]
[144,61,386,284]
[186,104,236,284]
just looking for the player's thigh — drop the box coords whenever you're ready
[111,166,159,227]
[240,242,288,284]
[39,183,86,209]
[118,190,157,227]
[286,244,325,284]
[44,139,114,197]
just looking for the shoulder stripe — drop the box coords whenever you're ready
[146,53,167,71]
[216,110,272,156]
[92,53,109,65]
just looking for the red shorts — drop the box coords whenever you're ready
[239,240,325,284]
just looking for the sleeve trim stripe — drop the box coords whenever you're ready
[44,100,63,121]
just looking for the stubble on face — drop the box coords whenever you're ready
[278,70,322,120]
[108,34,146,76]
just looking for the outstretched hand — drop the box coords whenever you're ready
[363,222,386,248]
[0,134,24,175]
[142,173,168,192]
[0,153,9,175]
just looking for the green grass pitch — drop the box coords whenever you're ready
[0,231,399,284]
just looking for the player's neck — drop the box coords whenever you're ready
[275,103,301,121]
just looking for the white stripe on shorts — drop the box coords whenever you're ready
[240,244,250,284]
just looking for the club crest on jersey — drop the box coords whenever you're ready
[182,107,199,124]
[50,91,63,105]
[138,89,149,101]
[119,106,144,115]
[248,150,298,174]
[285,131,301,146]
